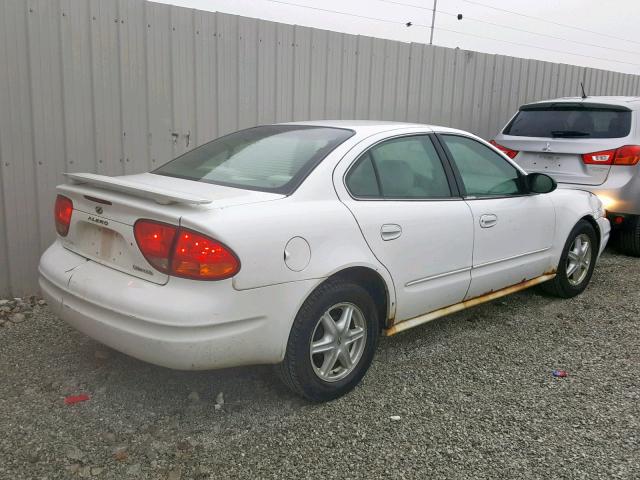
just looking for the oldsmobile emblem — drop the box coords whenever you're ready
[95,206,103,215]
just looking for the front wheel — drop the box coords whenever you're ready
[277,279,379,402]
[541,219,598,298]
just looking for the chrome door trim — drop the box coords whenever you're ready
[473,247,550,269]
[405,266,472,287]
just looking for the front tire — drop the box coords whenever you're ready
[277,279,379,402]
[541,219,598,298]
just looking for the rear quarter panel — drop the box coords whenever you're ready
[179,194,395,307]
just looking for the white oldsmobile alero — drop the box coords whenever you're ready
[39,121,610,402]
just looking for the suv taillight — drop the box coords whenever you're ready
[54,195,73,237]
[490,140,519,159]
[582,145,640,166]
[134,220,240,280]
[612,145,640,165]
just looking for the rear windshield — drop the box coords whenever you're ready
[503,105,631,139]
[154,125,354,194]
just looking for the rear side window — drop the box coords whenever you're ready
[346,135,451,199]
[503,104,631,139]
[347,153,380,197]
[154,125,354,194]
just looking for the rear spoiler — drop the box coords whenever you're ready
[64,173,213,205]
[520,102,631,112]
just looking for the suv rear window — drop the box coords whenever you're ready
[154,125,354,194]
[503,103,631,139]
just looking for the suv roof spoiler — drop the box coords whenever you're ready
[520,102,632,112]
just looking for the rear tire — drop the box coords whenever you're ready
[277,279,379,402]
[541,220,597,298]
[613,216,640,257]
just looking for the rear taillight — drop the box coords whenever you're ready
[612,145,640,165]
[582,149,615,165]
[490,140,519,159]
[54,195,73,237]
[171,229,240,280]
[582,145,640,166]
[133,220,178,273]
[134,220,240,280]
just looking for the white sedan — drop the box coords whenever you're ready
[39,121,610,402]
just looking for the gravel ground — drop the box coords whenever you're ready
[1,250,638,479]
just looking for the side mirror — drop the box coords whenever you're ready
[526,172,557,194]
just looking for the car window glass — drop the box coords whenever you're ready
[366,136,451,199]
[441,135,524,196]
[346,153,380,197]
[503,107,631,138]
[154,125,354,194]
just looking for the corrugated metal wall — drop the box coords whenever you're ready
[1,0,640,296]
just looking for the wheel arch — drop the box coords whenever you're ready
[580,214,601,252]
[322,266,393,330]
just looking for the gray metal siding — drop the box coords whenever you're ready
[1,0,639,296]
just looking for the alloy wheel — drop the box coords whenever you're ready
[309,302,367,382]
[566,233,592,286]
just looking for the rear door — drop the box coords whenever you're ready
[437,134,555,299]
[495,103,634,186]
[336,133,474,322]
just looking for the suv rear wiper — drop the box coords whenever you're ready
[550,130,590,138]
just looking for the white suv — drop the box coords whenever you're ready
[493,96,640,256]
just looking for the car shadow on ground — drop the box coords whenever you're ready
[30,247,628,416]
[56,285,546,415]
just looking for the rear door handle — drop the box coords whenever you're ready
[380,224,402,241]
[479,214,498,228]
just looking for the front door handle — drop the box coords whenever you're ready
[381,224,402,241]
[479,214,498,228]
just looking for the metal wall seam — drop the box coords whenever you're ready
[2,0,40,294]
[0,0,11,296]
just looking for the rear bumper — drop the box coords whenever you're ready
[605,212,638,231]
[39,241,317,370]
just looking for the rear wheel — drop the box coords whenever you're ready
[277,279,379,402]
[613,216,640,257]
[541,220,598,298]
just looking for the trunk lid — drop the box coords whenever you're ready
[497,137,623,186]
[57,173,283,284]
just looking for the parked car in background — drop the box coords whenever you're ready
[40,121,609,402]
[492,96,640,256]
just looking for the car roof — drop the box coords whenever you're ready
[277,120,471,136]
[521,96,640,110]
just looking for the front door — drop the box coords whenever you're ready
[438,134,555,299]
[336,133,474,322]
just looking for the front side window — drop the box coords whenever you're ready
[154,125,354,194]
[440,135,524,197]
[346,135,451,199]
